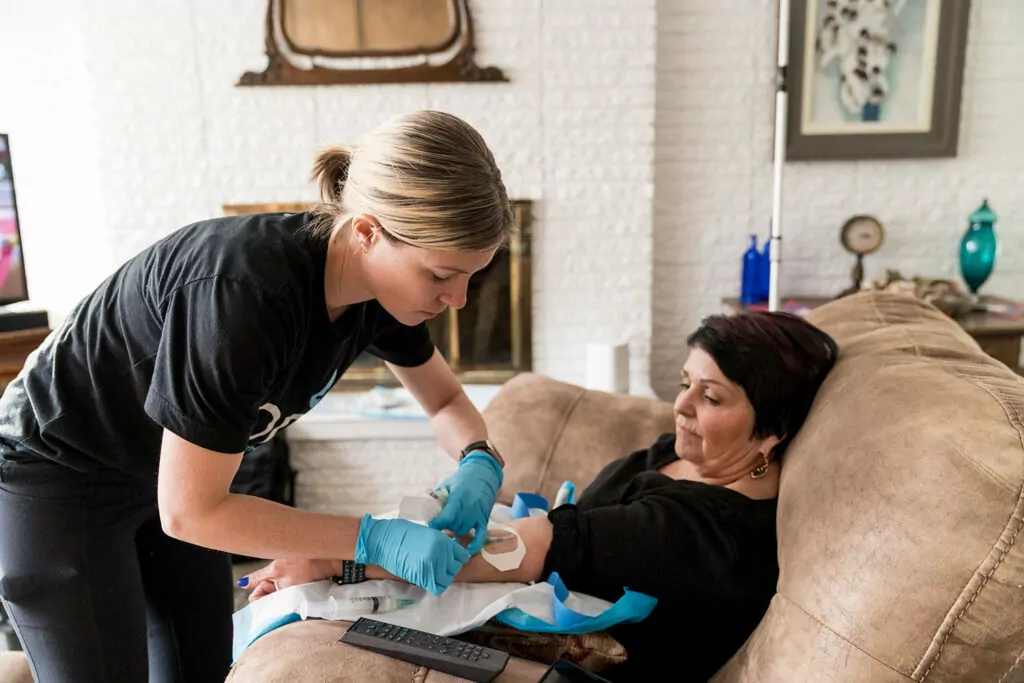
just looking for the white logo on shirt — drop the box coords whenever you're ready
[248,369,338,445]
[249,403,302,445]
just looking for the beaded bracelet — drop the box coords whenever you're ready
[331,560,366,585]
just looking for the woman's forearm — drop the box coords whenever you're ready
[364,516,553,585]
[453,516,552,583]
[172,493,363,561]
[387,353,489,461]
[158,429,364,561]
[428,390,489,460]
[242,516,555,602]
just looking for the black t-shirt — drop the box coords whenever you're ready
[542,434,778,682]
[0,212,434,477]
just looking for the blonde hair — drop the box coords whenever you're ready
[309,111,514,252]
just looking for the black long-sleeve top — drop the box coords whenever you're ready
[541,434,779,682]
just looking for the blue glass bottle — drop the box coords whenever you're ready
[959,199,998,295]
[740,235,761,304]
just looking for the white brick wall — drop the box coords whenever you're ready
[0,0,657,395]
[0,0,1018,411]
[652,0,1024,397]
[292,437,454,517]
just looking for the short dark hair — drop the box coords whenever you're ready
[686,311,838,459]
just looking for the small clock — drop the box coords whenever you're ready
[838,215,885,296]
[840,215,885,255]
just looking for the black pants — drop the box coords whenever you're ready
[0,453,233,683]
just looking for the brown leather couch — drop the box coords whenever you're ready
[227,292,1024,682]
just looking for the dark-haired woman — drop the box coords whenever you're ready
[244,311,839,682]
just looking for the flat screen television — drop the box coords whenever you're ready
[0,133,29,306]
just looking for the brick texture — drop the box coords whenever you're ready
[0,0,657,397]
[291,438,454,516]
[0,0,1018,410]
[652,0,1024,397]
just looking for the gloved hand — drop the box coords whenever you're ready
[355,515,469,595]
[429,451,503,555]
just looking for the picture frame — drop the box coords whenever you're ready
[786,0,970,160]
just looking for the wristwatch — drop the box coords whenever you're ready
[460,439,505,469]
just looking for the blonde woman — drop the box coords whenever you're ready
[0,111,512,683]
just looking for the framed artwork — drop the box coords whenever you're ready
[786,0,970,160]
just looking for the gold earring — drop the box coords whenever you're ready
[750,453,770,479]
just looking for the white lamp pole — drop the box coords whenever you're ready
[769,0,791,313]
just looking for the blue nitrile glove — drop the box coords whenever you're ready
[355,515,470,595]
[429,451,503,555]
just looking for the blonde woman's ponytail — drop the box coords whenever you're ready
[311,146,352,204]
[309,111,513,252]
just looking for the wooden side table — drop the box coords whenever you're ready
[0,327,51,393]
[722,297,1024,374]
[956,309,1024,373]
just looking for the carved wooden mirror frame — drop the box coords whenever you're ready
[238,0,507,86]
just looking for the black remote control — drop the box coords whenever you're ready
[338,617,510,682]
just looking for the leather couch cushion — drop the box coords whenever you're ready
[485,373,673,504]
[714,292,1024,682]
[226,619,548,683]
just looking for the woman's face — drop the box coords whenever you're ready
[366,235,496,327]
[673,347,780,472]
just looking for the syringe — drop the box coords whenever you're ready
[343,596,415,615]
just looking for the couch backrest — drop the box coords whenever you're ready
[713,292,1024,683]
[483,373,673,505]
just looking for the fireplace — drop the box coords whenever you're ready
[222,200,533,388]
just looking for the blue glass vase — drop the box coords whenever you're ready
[740,235,761,304]
[959,199,998,295]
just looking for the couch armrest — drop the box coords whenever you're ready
[483,373,674,504]
[228,620,548,682]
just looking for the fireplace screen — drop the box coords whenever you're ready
[223,200,532,388]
